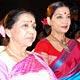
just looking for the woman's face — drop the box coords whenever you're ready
[48,6,71,34]
[7,13,37,47]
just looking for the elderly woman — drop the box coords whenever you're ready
[0,8,57,80]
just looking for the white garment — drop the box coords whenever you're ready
[0,47,53,80]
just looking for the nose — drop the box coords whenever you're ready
[28,26,36,34]
[63,18,69,24]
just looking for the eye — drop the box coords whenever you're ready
[57,16,63,19]
[33,26,36,29]
[32,23,36,29]
[24,24,28,27]
[67,15,71,18]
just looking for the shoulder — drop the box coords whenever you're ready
[0,51,10,65]
[0,58,8,80]
[30,52,44,60]
[36,39,50,46]
[69,39,80,50]
[0,51,8,73]
[34,39,50,52]
[0,46,6,53]
[0,46,8,61]
[0,49,15,69]
[31,52,42,57]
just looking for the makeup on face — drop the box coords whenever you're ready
[64,12,66,14]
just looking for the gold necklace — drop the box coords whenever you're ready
[50,34,70,53]
[6,47,27,60]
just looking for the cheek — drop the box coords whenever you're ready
[12,29,25,40]
[30,31,36,43]
[52,21,60,28]
[11,31,22,41]
[51,19,56,25]
[69,20,71,25]
[33,31,37,39]
[10,29,18,38]
[67,20,71,28]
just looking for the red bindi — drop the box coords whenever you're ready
[64,12,66,14]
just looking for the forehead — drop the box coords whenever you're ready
[54,7,70,15]
[17,13,35,22]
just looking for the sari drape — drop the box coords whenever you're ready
[34,39,80,80]
[51,40,80,79]
[0,51,57,80]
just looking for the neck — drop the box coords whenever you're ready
[6,47,27,61]
[6,43,27,60]
[50,34,66,43]
[8,42,27,55]
[50,34,70,53]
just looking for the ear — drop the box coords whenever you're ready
[47,17,51,26]
[5,29,11,38]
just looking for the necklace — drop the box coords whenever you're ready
[50,34,70,53]
[6,47,27,60]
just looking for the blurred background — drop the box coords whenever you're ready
[0,0,80,50]
[0,0,80,24]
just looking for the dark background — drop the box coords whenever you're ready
[0,0,80,50]
[0,0,80,24]
[0,0,80,20]
[0,0,80,30]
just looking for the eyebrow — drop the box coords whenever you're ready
[55,13,70,16]
[23,20,36,23]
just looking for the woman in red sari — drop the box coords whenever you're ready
[34,1,80,80]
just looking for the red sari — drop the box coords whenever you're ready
[34,39,80,80]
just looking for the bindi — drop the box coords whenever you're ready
[64,12,66,14]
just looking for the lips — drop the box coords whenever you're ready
[61,26,68,29]
[27,37,34,41]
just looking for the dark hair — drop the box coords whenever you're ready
[46,1,70,19]
[38,1,71,39]
[2,8,35,45]
[75,30,80,39]
[3,8,35,29]
[38,25,51,40]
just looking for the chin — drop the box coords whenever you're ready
[27,43,33,47]
[22,43,32,48]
